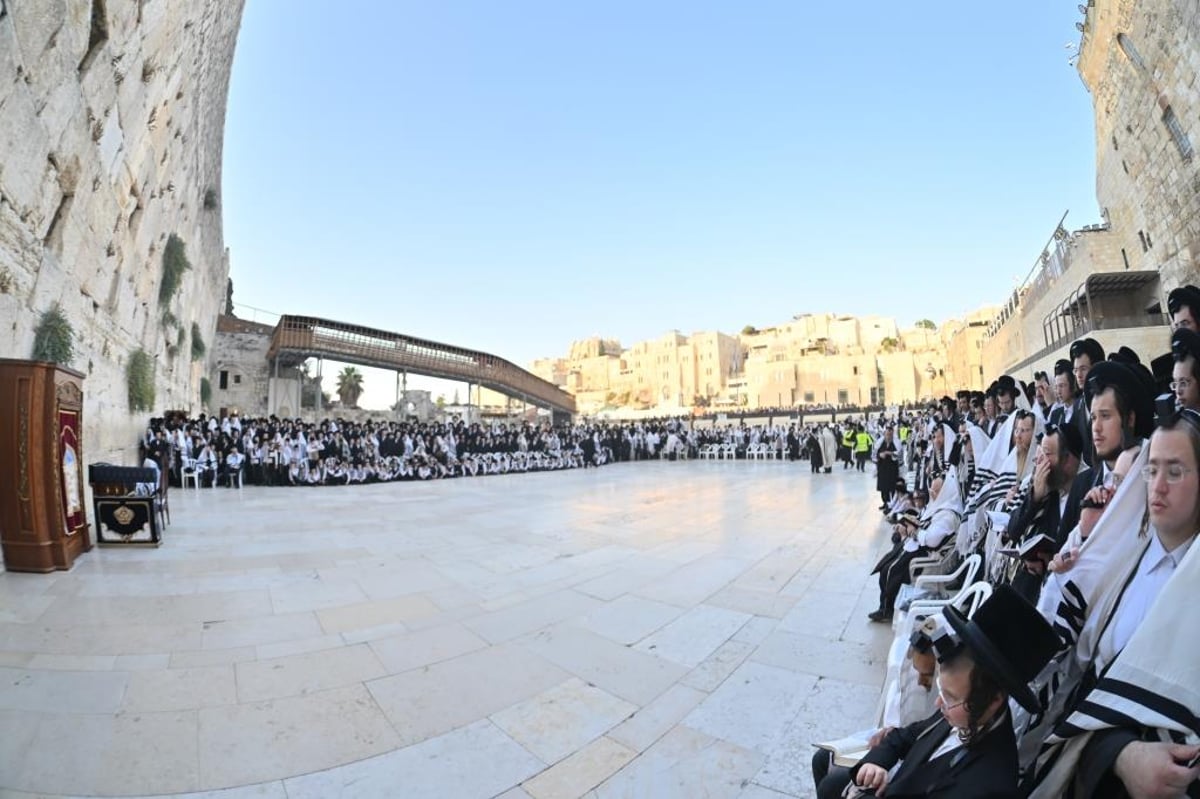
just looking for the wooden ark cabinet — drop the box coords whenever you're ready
[0,359,92,572]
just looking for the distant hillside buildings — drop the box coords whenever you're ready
[529,310,996,415]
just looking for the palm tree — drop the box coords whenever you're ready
[336,366,364,407]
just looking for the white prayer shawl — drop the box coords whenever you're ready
[903,466,966,552]
[1028,513,1199,796]
[818,427,837,466]
[958,413,1040,555]
[1013,444,1151,772]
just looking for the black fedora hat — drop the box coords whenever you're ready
[1172,328,1200,363]
[942,585,1061,713]
[995,375,1021,399]
[1168,284,1200,316]
[1085,360,1156,438]
[1069,337,1105,364]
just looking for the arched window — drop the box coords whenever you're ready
[1116,33,1147,72]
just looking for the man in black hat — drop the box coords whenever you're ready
[1171,327,1200,412]
[1070,337,1106,388]
[1050,357,1091,466]
[994,376,1021,423]
[983,385,1001,437]
[1084,360,1155,487]
[1031,370,1054,426]
[848,586,1061,798]
[1167,283,1200,332]
[1004,422,1092,604]
[956,390,972,420]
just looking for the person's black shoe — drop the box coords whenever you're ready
[878,503,888,511]
[868,608,892,623]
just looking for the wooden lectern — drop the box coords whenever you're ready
[0,359,92,572]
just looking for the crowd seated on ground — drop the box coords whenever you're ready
[811,285,1200,798]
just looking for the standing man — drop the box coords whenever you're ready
[1167,283,1200,331]
[1171,328,1200,412]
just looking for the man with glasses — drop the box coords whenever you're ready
[848,587,1060,799]
[1167,283,1200,332]
[1026,409,1200,798]
[1171,327,1200,412]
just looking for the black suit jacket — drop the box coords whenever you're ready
[850,711,1021,799]
[1006,467,1093,550]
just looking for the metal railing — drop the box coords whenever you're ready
[266,315,576,415]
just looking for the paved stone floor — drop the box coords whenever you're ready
[0,460,894,799]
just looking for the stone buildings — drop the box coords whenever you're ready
[532,312,998,416]
[0,1,244,461]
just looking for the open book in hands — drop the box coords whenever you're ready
[814,729,877,768]
[997,533,1057,561]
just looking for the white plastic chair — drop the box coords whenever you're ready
[896,555,984,629]
[180,457,200,489]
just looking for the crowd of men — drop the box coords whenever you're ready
[811,284,1200,798]
[142,411,894,490]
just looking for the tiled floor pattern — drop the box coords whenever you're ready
[0,461,893,798]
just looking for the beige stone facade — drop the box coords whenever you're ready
[532,313,990,415]
[1079,0,1200,294]
[0,1,244,462]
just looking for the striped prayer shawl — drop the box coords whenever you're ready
[1027,517,1200,797]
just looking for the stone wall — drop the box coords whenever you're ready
[0,0,245,464]
[1079,0,1200,294]
[209,315,272,415]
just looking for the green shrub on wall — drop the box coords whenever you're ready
[127,349,156,412]
[31,303,74,364]
[159,234,191,306]
[190,322,206,361]
[200,377,212,406]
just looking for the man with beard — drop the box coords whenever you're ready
[1003,422,1091,604]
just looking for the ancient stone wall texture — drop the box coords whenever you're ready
[0,0,245,463]
[1079,0,1200,294]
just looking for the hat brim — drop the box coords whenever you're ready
[943,603,1040,713]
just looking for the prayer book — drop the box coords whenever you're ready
[814,729,876,767]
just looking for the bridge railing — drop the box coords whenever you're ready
[267,315,576,414]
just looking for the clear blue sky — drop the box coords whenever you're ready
[223,1,1100,405]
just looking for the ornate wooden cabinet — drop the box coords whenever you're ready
[0,359,92,572]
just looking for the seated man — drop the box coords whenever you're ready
[1004,423,1091,604]
[1026,409,1200,798]
[869,472,962,622]
[221,446,245,487]
[849,587,1060,798]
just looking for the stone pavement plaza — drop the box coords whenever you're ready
[0,461,894,799]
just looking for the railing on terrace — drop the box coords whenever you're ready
[266,315,576,415]
[1006,312,1167,375]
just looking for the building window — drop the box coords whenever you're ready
[1121,248,1130,269]
[233,374,242,385]
[1116,33,1147,72]
[1111,134,1119,151]
[837,389,849,405]
[219,370,228,389]
[852,366,859,376]
[1163,106,1194,162]
[1138,231,1148,252]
